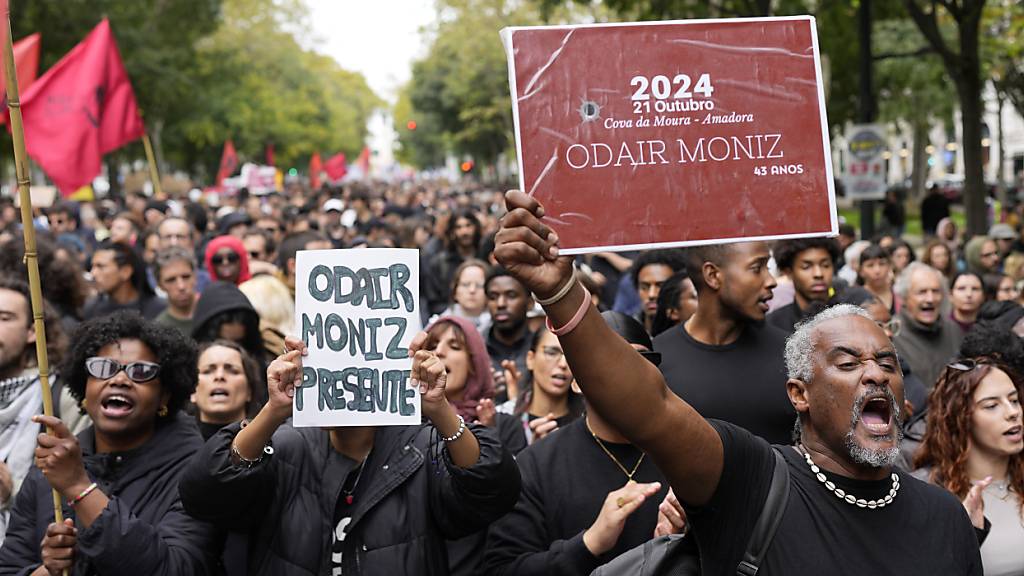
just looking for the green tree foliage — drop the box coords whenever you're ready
[9,0,379,183]
[401,0,534,170]
[393,84,447,168]
[178,0,380,177]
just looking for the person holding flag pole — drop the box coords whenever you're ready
[0,14,221,576]
[0,2,66,566]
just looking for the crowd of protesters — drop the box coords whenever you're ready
[0,179,1021,574]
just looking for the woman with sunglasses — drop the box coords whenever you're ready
[0,311,220,575]
[914,358,1024,575]
[498,326,584,446]
[177,334,520,575]
[204,235,251,286]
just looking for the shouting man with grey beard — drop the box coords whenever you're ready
[494,190,983,575]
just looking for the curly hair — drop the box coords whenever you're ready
[630,249,688,289]
[772,237,841,272]
[915,359,1024,515]
[61,311,197,416]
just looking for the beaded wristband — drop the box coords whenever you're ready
[546,285,592,337]
[67,482,98,507]
[441,415,467,443]
[535,269,576,307]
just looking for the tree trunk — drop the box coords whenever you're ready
[911,120,929,197]
[958,18,987,238]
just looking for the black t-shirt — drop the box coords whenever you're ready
[688,420,982,575]
[330,457,366,573]
[482,417,668,575]
[653,323,795,444]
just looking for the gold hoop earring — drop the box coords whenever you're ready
[158,405,168,417]
[81,398,88,409]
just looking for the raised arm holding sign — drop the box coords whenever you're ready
[494,190,983,575]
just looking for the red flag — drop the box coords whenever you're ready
[265,142,275,167]
[309,152,322,189]
[19,19,144,195]
[324,152,347,182]
[216,140,238,187]
[356,146,371,178]
[0,33,42,125]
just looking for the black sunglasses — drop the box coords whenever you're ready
[213,252,240,265]
[85,357,161,383]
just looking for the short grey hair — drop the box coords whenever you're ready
[894,261,944,300]
[784,304,873,381]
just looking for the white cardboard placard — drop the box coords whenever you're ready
[293,248,422,427]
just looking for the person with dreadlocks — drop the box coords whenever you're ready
[914,359,1024,574]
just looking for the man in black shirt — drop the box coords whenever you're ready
[482,312,671,575]
[494,190,982,575]
[654,241,794,444]
[767,237,870,335]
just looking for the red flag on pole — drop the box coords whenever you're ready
[324,152,347,182]
[265,142,275,167]
[0,33,41,125]
[19,19,144,195]
[215,140,238,188]
[309,152,322,189]
[356,146,371,178]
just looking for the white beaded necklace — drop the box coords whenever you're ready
[802,450,900,509]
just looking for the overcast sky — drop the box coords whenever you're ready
[305,0,437,103]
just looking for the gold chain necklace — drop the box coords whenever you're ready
[586,417,645,481]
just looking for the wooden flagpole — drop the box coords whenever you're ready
[2,2,67,538]
[141,131,164,199]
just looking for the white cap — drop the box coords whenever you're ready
[323,199,344,213]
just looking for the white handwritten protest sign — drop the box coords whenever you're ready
[293,249,421,427]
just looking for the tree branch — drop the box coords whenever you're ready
[873,46,936,61]
[903,0,961,78]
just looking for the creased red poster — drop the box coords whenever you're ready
[502,16,837,255]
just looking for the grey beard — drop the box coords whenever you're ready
[845,385,905,468]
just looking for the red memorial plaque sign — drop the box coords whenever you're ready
[501,17,837,254]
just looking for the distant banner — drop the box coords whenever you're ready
[502,17,837,254]
[293,249,422,427]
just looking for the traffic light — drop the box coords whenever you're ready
[460,160,474,173]
[406,120,417,131]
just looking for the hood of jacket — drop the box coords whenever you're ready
[191,281,259,339]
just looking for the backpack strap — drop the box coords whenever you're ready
[736,447,790,576]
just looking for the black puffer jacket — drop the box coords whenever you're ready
[0,413,221,575]
[179,420,520,575]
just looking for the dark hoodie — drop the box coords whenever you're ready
[191,282,264,365]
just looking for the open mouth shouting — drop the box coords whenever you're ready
[100,392,136,419]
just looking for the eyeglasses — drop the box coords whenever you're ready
[213,252,240,265]
[85,357,161,383]
[877,319,902,337]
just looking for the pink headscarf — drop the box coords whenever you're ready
[204,235,251,285]
[426,315,495,422]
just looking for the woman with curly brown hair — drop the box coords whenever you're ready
[914,358,1024,575]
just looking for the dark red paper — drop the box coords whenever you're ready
[503,17,836,254]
